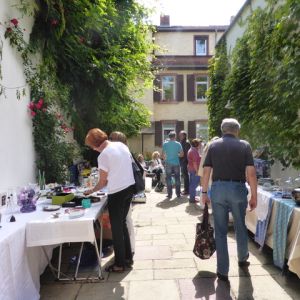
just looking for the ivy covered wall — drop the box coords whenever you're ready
[1,0,155,183]
[207,0,300,168]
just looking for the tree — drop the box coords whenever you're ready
[30,0,154,143]
[208,0,300,168]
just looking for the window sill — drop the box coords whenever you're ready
[193,100,207,104]
[157,100,180,104]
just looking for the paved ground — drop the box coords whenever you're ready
[40,190,300,300]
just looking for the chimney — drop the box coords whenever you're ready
[230,15,235,24]
[160,15,170,26]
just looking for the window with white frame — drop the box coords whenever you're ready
[162,76,176,101]
[196,75,208,100]
[195,37,207,56]
[196,121,209,142]
[162,122,176,142]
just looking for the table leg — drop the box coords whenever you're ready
[74,242,84,280]
[57,244,62,279]
[94,222,103,279]
[42,246,57,278]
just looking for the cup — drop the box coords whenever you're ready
[82,198,91,208]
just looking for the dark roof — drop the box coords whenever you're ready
[156,25,228,33]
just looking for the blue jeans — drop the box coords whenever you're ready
[211,181,249,275]
[189,171,200,202]
[165,164,181,197]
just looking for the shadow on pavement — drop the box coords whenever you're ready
[185,203,204,217]
[156,196,189,209]
[192,271,232,300]
[235,266,254,300]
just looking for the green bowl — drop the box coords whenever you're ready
[52,193,75,205]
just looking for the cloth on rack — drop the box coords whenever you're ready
[256,192,271,221]
[273,199,296,269]
[288,227,300,279]
[255,197,273,248]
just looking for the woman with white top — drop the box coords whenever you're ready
[149,151,164,183]
[109,131,135,255]
[85,128,135,273]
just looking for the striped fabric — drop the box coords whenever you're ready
[255,196,273,249]
[273,199,296,269]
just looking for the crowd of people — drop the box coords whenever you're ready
[83,118,258,282]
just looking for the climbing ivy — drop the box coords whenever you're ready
[3,0,154,182]
[208,0,300,168]
[207,39,230,138]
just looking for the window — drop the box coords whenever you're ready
[162,122,176,142]
[196,121,209,141]
[195,76,208,100]
[195,37,208,56]
[162,76,176,101]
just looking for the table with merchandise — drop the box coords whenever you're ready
[0,191,107,300]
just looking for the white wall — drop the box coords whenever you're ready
[225,0,268,56]
[0,0,35,188]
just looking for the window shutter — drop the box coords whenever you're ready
[176,121,184,140]
[176,75,184,101]
[153,76,161,102]
[155,121,162,146]
[188,121,196,140]
[187,74,195,101]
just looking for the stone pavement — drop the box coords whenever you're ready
[40,190,300,300]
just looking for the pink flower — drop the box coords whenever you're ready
[79,36,85,44]
[35,98,44,110]
[10,18,18,27]
[30,111,36,117]
[51,19,58,26]
[42,108,47,112]
[28,102,35,110]
[6,27,12,33]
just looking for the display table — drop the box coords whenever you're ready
[0,195,107,300]
[246,187,300,278]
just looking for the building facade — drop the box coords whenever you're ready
[129,16,227,157]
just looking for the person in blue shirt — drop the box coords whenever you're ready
[162,131,184,199]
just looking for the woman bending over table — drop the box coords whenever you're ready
[84,128,135,273]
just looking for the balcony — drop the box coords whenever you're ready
[153,55,212,70]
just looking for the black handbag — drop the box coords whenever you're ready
[193,203,216,259]
[131,156,145,194]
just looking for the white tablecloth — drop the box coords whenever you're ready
[0,196,107,300]
[26,197,106,247]
[246,188,300,278]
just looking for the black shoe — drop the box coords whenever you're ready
[181,191,189,195]
[217,272,229,282]
[238,260,250,267]
[125,259,134,269]
[238,253,250,267]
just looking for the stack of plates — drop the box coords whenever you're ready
[43,205,60,211]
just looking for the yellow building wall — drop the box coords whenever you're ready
[128,134,157,158]
[155,31,224,56]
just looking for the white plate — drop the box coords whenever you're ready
[69,209,85,219]
[43,205,61,211]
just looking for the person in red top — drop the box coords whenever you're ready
[187,139,202,203]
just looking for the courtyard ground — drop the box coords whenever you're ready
[40,190,300,300]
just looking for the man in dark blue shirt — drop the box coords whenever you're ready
[202,118,257,282]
